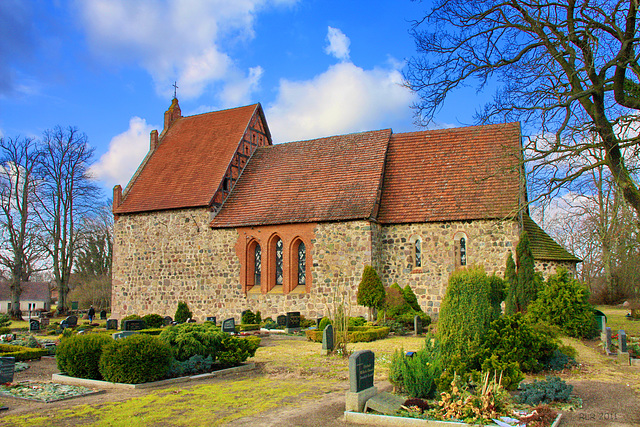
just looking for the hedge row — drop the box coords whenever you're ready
[305,326,390,343]
[0,344,48,361]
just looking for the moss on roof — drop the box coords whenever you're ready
[523,215,581,262]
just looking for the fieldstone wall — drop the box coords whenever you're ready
[377,219,520,316]
[535,260,578,276]
[112,208,241,321]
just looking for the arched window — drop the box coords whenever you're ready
[415,239,422,268]
[275,237,283,286]
[254,244,262,287]
[454,232,468,268]
[460,237,467,266]
[297,241,306,287]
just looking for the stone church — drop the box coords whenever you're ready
[111,99,578,321]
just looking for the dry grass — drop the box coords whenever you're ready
[597,305,640,336]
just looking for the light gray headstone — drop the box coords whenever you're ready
[112,331,138,340]
[619,330,628,353]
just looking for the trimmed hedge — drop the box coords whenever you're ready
[239,324,260,331]
[305,326,390,343]
[138,328,165,336]
[56,334,112,379]
[99,334,173,384]
[0,344,48,362]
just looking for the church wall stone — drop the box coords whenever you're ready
[377,219,520,316]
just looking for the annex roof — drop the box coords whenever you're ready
[210,129,392,227]
[523,215,581,262]
[377,123,522,224]
[114,104,260,214]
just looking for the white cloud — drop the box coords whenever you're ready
[75,0,294,99]
[219,66,264,108]
[324,26,350,61]
[266,61,415,142]
[90,117,154,189]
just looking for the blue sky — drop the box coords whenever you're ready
[0,0,485,197]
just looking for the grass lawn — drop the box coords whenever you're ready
[596,305,640,336]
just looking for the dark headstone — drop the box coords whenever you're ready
[606,327,612,354]
[322,324,334,351]
[206,316,216,324]
[349,350,375,393]
[414,315,423,335]
[122,319,146,331]
[71,301,79,310]
[100,310,107,320]
[286,312,301,328]
[276,315,287,327]
[40,317,50,328]
[222,317,236,333]
[0,357,15,383]
[106,319,118,330]
[619,330,628,353]
[29,319,40,332]
[61,315,78,329]
[163,316,173,326]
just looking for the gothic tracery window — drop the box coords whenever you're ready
[297,241,306,287]
[415,239,422,268]
[254,244,261,287]
[460,237,467,266]
[275,238,283,286]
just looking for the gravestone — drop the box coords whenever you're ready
[40,317,50,328]
[322,324,334,351]
[222,317,236,333]
[0,357,15,383]
[106,319,118,330]
[112,331,138,340]
[345,350,378,412]
[206,316,216,324]
[276,315,287,328]
[122,319,146,331]
[414,315,423,335]
[100,310,107,320]
[606,327,612,354]
[61,315,78,329]
[619,330,628,353]
[29,319,40,332]
[285,311,301,333]
[163,316,173,326]
[71,301,79,310]
[364,392,405,415]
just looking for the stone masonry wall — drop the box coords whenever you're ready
[377,219,520,316]
[534,260,578,277]
[112,208,241,321]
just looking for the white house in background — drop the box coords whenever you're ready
[0,282,52,314]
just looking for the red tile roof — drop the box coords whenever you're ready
[0,282,51,301]
[210,129,392,227]
[377,123,522,223]
[114,104,260,214]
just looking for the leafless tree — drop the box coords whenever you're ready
[36,126,98,315]
[0,136,45,319]
[405,0,640,216]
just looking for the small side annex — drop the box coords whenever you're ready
[111,99,579,321]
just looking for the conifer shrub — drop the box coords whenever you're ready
[356,265,385,318]
[174,301,193,323]
[488,274,506,320]
[159,322,221,361]
[0,314,12,328]
[506,232,542,314]
[516,376,573,406]
[99,334,172,384]
[122,314,142,321]
[348,316,366,328]
[387,283,411,317]
[437,266,493,365]
[254,310,262,324]
[241,309,256,325]
[216,334,260,367]
[318,317,332,332]
[142,314,165,329]
[389,339,442,399]
[403,285,421,312]
[56,334,111,379]
[527,269,598,338]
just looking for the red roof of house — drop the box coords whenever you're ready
[0,282,51,301]
[377,123,522,223]
[114,104,260,214]
[209,129,392,227]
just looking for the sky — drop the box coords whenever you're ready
[0,0,486,198]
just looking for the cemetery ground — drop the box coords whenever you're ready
[1,309,640,426]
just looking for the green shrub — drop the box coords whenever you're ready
[254,311,262,324]
[403,285,421,312]
[348,327,390,342]
[0,327,11,335]
[473,313,558,374]
[318,317,332,332]
[386,283,411,317]
[241,310,256,325]
[216,334,259,367]
[0,344,48,361]
[527,269,597,338]
[348,317,366,328]
[357,265,385,317]
[543,349,578,371]
[142,314,165,329]
[396,311,431,329]
[56,334,111,379]
[175,301,193,324]
[122,314,141,321]
[138,328,164,336]
[506,231,540,314]
[0,314,11,328]
[168,354,214,377]
[99,334,172,384]
[488,274,506,320]
[299,315,315,328]
[159,322,221,361]
[389,339,442,399]
[239,324,260,331]
[438,266,493,365]
[516,376,573,406]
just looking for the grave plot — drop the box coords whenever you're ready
[0,382,103,403]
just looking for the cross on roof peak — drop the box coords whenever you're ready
[172,81,178,99]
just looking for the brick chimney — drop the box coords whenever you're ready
[150,129,159,150]
[162,97,182,136]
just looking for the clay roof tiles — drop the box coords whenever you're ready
[377,123,522,224]
[114,104,259,214]
[210,129,392,227]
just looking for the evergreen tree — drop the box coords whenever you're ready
[356,265,385,320]
[488,274,506,320]
[403,284,421,312]
[506,231,539,313]
[504,251,517,314]
[175,301,193,323]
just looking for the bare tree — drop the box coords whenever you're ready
[36,126,98,315]
[405,0,640,216]
[0,137,44,319]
